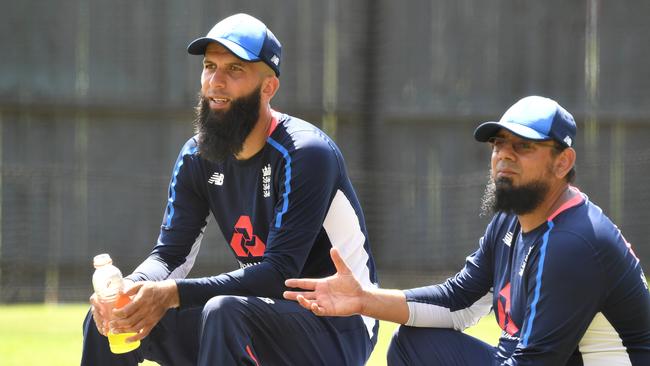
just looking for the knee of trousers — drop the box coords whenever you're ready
[201,295,249,327]
[83,308,93,329]
[389,325,412,347]
[386,325,408,364]
[82,308,102,340]
[390,325,450,345]
[387,325,438,365]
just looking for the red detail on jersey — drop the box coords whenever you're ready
[230,215,266,257]
[268,110,280,136]
[246,345,260,366]
[497,282,520,335]
[547,186,584,221]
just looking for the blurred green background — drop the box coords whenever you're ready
[1,0,649,363]
[0,304,500,366]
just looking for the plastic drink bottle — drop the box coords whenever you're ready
[92,253,140,354]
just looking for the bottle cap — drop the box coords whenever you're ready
[93,253,113,268]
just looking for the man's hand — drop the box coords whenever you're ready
[284,248,365,317]
[89,279,138,337]
[89,292,111,336]
[109,279,179,343]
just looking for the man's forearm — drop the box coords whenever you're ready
[361,288,409,324]
[123,278,179,309]
[176,262,287,308]
[160,279,180,308]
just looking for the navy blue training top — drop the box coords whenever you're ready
[128,112,378,336]
[406,189,650,365]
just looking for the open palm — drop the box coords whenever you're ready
[284,248,364,317]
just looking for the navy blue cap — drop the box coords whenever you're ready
[187,13,282,77]
[474,96,577,147]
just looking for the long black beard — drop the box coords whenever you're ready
[194,86,262,163]
[481,175,550,216]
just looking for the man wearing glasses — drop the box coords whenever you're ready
[284,96,650,365]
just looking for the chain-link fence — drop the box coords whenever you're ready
[1,0,649,302]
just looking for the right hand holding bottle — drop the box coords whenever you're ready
[89,292,110,336]
[109,279,179,343]
[90,278,135,336]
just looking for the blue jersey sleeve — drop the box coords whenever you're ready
[176,134,342,306]
[263,135,342,277]
[405,224,495,310]
[128,138,210,282]
[503,229,604,366]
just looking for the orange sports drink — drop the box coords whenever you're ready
[92,253,141,354]
[107,293,140,354]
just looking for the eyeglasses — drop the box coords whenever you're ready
[487,136,557,155]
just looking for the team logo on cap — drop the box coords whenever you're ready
[270,55,279,66]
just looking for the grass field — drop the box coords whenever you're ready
[0,303,500,366]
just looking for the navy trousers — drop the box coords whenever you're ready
[387,326,498,366]
[81,295,376,366]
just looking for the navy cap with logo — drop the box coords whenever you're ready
[187,13,282,77]
[474,96,577,148]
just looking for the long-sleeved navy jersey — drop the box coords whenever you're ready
[128,112,378,337]
[405,188,650,365]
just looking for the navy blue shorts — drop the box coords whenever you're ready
[82,295,377,366]
[387,326,498,366]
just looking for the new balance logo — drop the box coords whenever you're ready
[503,231,513,246]
[208,172,224,186]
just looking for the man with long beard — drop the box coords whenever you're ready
[284,96,650,365]
[81,13,378,366]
